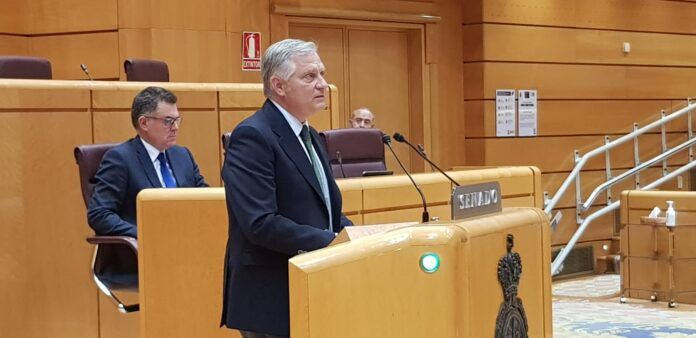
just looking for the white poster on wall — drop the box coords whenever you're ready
[495,89,516,137]
[517,89,538,137]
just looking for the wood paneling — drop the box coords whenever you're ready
[137,189,239,338]
[349,29,412,173]
[28,0,117,34]
[0,108,96,337]
[474,24,696,66]
[119,29,231,82]
[477,0,696,34]
[99,292,139,338]
[0,1,26,34]
[466,133,691,173]
[464,100,677,137]
[0,35,28,55]
[464,62,696,100]
[273,0,437,16]
[29,32,120,80]
[118,0,226,30]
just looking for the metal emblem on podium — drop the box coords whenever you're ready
[495,234,528,338]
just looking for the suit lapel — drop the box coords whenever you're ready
[132,137,163,188]
[264,101,324,201]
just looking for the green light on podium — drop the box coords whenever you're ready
[419,252,440,273]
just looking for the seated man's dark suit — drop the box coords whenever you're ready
[221,100,352,337]
[87,136,207,284]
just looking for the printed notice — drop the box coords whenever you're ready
[517,89,538,137]
[496,89,516,137]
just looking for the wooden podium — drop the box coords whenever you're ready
[289,207,552,338]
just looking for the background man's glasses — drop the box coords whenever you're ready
[146,115,183,127]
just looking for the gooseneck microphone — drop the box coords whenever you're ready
[336,151,347,178]
[80,64,93,81]
[393,132,460,187]
[383,134,429,223]
[417,143,435,171]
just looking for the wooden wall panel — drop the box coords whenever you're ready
[467,133,690,173]
[28,0,117,34]
[29,32,120,80]
[0,35,28,55]
[465,62,696,100]
[99,293,139,338]
[478,0,696,34]
[119,29,232,82]
[273,0,437,15]
[118,0,226,30]
[0,1,26,34]
[0,108,96,337]
[464,100,677,137]
[476,24,696,66]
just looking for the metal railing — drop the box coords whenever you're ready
[544,99,696,275]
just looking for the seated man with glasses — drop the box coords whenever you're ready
[88,86,208,238]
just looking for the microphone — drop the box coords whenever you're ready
[336,151,347,178]
[393,132,460,187]
[80,64,93,80]
[383,134,429,223]
[417,143,435,171]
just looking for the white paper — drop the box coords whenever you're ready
[495,89,516,137]
[517,89,537,137]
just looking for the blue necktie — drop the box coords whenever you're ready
[157,152,177,188]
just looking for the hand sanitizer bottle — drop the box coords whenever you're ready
[666,200,676,227]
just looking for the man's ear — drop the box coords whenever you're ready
[138,116,149,131]
[270,76,285,97]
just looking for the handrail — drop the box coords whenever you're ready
[543,101,696,215]
[581,136,696,210]
[551,158,696,275]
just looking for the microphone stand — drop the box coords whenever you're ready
[393,133,460,187]
[417,143,435,172]
[383,135,429,223]
[336,151,347,178]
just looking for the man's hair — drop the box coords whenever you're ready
[261,39,317,97]
[131,86,178,128]
[351,107,373,119]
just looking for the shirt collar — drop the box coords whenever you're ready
[139,137,162,163]
[270,99,309,136]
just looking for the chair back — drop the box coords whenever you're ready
[320,128,387,178]
[0,56,52,79]
[124,58,169,82]
[74,143,119,207]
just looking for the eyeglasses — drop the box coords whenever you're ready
[146,115,183,127]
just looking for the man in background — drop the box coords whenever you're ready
[221,39,352,338]
[349,107,375,128]
[88,86,208,238]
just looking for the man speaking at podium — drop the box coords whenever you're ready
[221,39,352,338]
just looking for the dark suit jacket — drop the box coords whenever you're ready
[88,136,208,238]
[221,100,352,336]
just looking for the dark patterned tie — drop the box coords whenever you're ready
[300,125,325,191]
[157,152,177,188]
